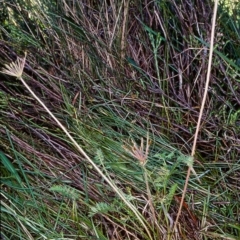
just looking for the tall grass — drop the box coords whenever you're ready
[1,0,239,239]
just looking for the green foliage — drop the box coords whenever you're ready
[49,185,81,200]
[89,202,114,217]
[1,151,22,185]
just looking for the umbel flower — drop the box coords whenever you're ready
[0,53,26,78]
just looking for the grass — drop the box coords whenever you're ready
[0,0,240,239]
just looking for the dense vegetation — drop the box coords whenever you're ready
[0,0,239,239]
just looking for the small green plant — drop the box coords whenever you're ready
[89,202,113,217]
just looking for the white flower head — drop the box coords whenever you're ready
[1,53,26,79]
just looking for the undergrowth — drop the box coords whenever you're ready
[0,0,239,239]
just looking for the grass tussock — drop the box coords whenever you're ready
[0,0,240,239]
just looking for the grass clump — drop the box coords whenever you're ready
[0,0,239,239]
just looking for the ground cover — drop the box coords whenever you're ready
[0,0,239,239]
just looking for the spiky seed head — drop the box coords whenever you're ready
[0,53,26,79]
